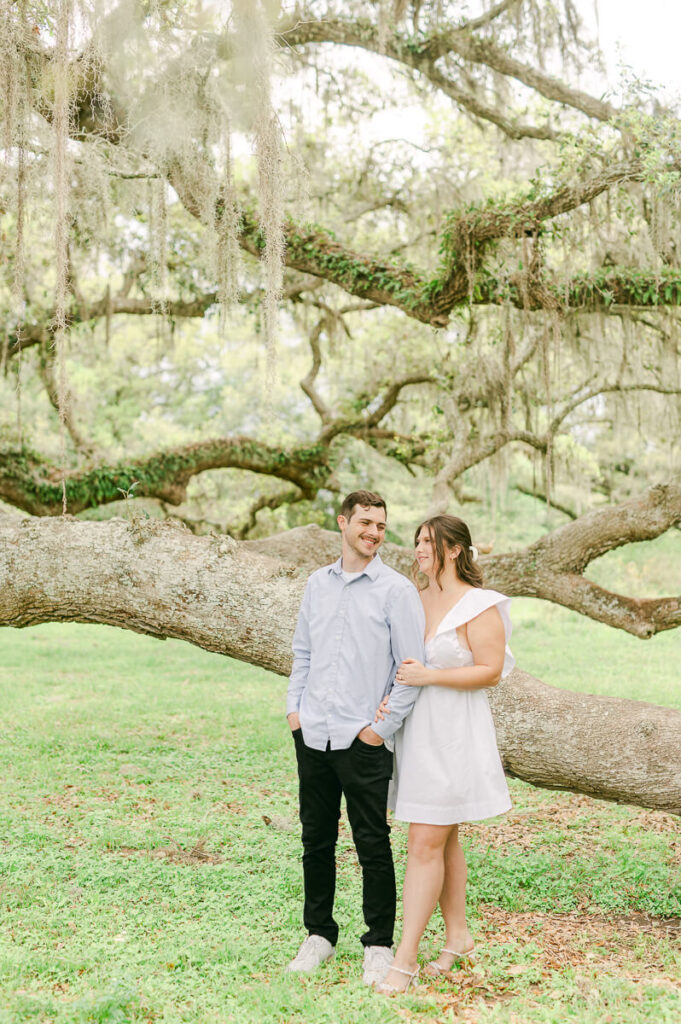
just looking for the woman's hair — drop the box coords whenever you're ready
[413,514,484,590]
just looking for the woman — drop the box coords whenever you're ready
[376,514,514,994]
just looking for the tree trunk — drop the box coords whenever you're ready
[488,672,681,814]
[1,514,679,815]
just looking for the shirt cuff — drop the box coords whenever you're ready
[286,694,301,715]
[371,716,399,741]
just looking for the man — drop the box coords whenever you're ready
[286,490,425,985]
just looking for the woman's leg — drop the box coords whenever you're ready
[381,822,454,989]
[428,826,474,971]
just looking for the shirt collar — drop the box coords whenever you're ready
[330,552,383,580]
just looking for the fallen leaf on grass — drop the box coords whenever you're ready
[262,814,297,832]
[151,838,224,865]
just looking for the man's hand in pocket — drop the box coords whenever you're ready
[357,726,383,746]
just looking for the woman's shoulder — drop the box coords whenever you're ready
[446,588,511,630]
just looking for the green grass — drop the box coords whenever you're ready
[511,597,681,707]
[1,616,680,1023]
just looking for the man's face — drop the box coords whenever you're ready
[337,504,386,560]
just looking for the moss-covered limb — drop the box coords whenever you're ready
[238,213,440,324]
[243,164,645,326]
[440,160,641,258]
[275,14,615,125]
[428,160,644,314]
[19,17,675,329]
[0,439,332,517]
[469,266,681,311]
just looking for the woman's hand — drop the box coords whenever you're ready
[395,658,430,686]
[374,695,391,722]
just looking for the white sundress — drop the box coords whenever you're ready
[391,588,514,825]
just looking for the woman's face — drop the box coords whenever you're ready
[416,526,462,580]
[415,526,436,576]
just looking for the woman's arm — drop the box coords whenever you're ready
[396,606,506,691]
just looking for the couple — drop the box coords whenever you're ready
[285,490,513,992]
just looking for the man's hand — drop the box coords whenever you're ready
[357,725,384,746]
[287,712,301,731]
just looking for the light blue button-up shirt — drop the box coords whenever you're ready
[287,554,426,751]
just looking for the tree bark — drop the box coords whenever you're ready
[246,484,681,638]
[488,671,681,814]
[0,514,679,815]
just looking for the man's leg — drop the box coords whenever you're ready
[293,730,342,946]
[336,739,395,948]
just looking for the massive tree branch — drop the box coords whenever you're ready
[247,484,681,639]
[0,514,678,815]
[17,30,679,327]
[276,15,616,124]
[0,439,331,516]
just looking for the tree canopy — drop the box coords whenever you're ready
[0,0,679,634]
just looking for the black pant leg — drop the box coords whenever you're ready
[336,739,395,948]
[293,730,342,946]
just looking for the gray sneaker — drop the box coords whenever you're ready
[286,934,335,973]
[362,944,394,986]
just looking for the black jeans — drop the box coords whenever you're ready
[292,729,395,948]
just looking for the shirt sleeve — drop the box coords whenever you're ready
[286,579,312,716]
[372,582,426,740]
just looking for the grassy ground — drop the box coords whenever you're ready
[1,608,680,1024]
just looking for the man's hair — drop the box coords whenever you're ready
[339,490,387,521]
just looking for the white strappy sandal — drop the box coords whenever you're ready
[424,945,476,976]
[376,965,420,994]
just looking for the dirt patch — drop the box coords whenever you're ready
[151,838,224,865]
[464,792,681,861]
[407,907,681,1022]
[479,905,681,970]
[107,838,224,865]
